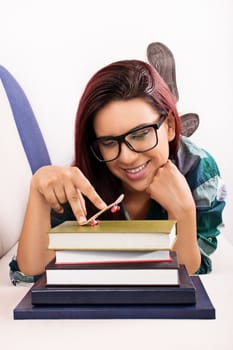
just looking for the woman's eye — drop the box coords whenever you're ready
[100,140,118,148]
[130,128,150,139]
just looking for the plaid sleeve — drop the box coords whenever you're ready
[9,257,43,286]
[191,155,226,274]
[178,138,227,274]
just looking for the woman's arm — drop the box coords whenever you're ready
[147,160,201,274]
[17,165,107,276]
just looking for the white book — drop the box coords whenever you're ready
[55,249,171,264]
[46,268,179,286]
[46,252,179,286]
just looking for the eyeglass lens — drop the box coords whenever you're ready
[94,125,158,162]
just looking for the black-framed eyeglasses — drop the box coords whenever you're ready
[90,114,167,162]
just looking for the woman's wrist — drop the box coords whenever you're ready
[167,200,196,222]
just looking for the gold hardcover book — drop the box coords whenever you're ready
[48,220,177,251]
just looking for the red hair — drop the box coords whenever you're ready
[73,60,181,218]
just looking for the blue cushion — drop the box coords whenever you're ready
[0,65,51,257]
[0,65,51,173]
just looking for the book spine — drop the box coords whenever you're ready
[31,287,196,305]
[14,302,215,320]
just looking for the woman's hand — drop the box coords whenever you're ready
[147,160,195,220]
[17,165,107,275]
[31,165,107,224]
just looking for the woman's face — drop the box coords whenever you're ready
[93,98,175,193]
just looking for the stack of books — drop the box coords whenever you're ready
[46,219,178,286]
[13,220,215,319]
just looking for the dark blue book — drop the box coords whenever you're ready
[13,276,215,319]
[31,265,195,305]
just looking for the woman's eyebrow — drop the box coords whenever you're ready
[96,121,156,140]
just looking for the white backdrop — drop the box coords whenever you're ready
[1,0,233,243]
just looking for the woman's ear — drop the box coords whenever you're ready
[166,111,176,141]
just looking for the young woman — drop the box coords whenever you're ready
[12,60,226,283]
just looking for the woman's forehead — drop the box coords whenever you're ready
[94,99,160,136]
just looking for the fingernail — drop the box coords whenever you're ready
[100,202,107,209]
[78,215,86,224]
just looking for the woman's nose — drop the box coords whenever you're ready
[117,142,138,163]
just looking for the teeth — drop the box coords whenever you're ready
[126,164,146,174]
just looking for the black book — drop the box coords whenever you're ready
[45,251,179,286]
[13,276,215,319]
[31,265,195,305]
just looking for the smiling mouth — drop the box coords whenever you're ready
[124,161,149,174]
